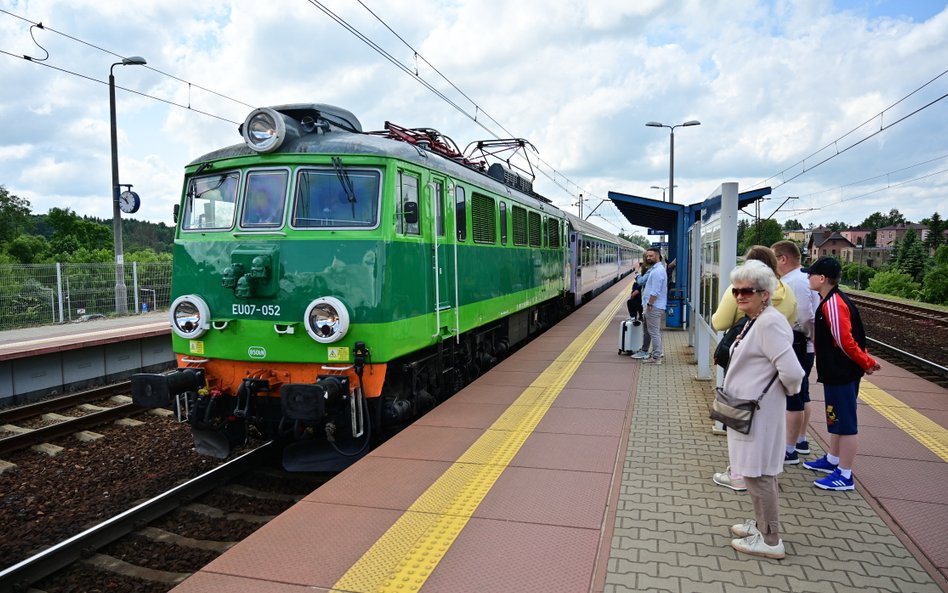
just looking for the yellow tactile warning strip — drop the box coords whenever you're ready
[332,286,629,593]
[861,381,948,462]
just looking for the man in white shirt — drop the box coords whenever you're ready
[772,241,820,463]
[632,247,668,364]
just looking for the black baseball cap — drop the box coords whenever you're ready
[802,256,841,279]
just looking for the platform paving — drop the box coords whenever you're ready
[603,328,945,593]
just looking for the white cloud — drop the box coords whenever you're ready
[0,0,945,236]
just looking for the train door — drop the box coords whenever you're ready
[429,176,456,336]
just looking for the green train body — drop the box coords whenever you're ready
[132,104,640,469]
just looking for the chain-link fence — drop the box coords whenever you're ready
[0,262,172,330]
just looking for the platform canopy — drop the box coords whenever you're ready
[607,187,773,233]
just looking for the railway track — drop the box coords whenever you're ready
[0,441,327,593]
[0,383,152,456]
[849,292,948,327]
[867,337,948,389]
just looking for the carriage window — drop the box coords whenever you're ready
[242,170,288,228]
[182,172,239,230]
[471,193,496,244]
[528,211,542,247]
[499,202,508,245]
[292,168,380,228]
[398,171,420,235]
[455,186,467,241]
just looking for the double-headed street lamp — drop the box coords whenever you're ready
[645,120,701,204]
[649,184,677,202]
[110,56,147,315]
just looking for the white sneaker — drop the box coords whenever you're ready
[730,519,760,538]
[712,468,747,491]
[731,533,785,559]
[630,351,649,359]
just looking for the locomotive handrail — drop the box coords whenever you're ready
[232,231,287,237]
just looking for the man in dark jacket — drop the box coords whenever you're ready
[801,256,880,491]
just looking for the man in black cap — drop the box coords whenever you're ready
[801,256,880,491]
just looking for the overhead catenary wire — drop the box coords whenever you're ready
[310,0,628,233]
[1,5,633,235]
[751,67,948,192]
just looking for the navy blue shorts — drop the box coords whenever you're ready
[823,379,860,435]
[786,353,814,412]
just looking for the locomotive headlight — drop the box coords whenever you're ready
[170,295,211,339]
[242,107,289,153]
[304,297,350,344]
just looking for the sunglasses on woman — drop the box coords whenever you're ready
[731,287,764,297]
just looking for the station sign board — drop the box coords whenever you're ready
[647,228,667,235]
[651,241,669,248]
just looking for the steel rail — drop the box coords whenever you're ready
[0,403,145,456]
[0,382,132,424]
[0,442,276,593]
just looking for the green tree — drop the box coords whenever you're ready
[0,185,32,246]
[7,234,50,263]
[921,266,948,305]
[867,270,921,299]
[782,218,802,231]
[618,233,652,250]
[739,219,783,255]
[934,244,948,267]
[841,262,875,290]
[923,212,944,253]
[894,229,928,282]
[825,221,849,232]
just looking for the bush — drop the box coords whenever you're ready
[841,262,875,290]
[921,265,948,305]
[866,270,921,299]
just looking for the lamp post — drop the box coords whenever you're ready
[110,56,147,315]
[649,185,676,244]
[649,185,677,202]
[645,120,701,205]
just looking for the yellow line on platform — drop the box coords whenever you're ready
[332,286,629,593]
[861,381,948,462]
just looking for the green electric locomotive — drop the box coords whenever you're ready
[132,103,637,470]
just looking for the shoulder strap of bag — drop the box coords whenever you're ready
[754,372,780,404]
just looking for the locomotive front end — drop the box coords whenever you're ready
[132,105,390,470]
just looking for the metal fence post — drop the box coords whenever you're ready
[133,261,140,314]
[56,262,65,324]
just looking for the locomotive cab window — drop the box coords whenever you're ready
[455,186,467,242]
[182,172,239,231]
[398,171,420,235]
[292,168,380,228]
[242,170,288,228]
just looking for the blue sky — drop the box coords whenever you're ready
[0,0,945,237]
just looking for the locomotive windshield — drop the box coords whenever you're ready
[241,170,288,228]
[292,168,380,228]
[182,172,238,230]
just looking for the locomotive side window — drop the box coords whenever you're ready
[292,168,380,228]
[528,211,542,247]
[499,202,508,246]
[398,171,420,235]
[471,193,496,244]
[548,218,560,248]
[433,180,445,237]
[455,186,467,242]
[512,206,527,246]
[242,170,288,228]
[182,172,239,230]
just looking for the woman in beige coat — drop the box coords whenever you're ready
[721,260,804,559]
